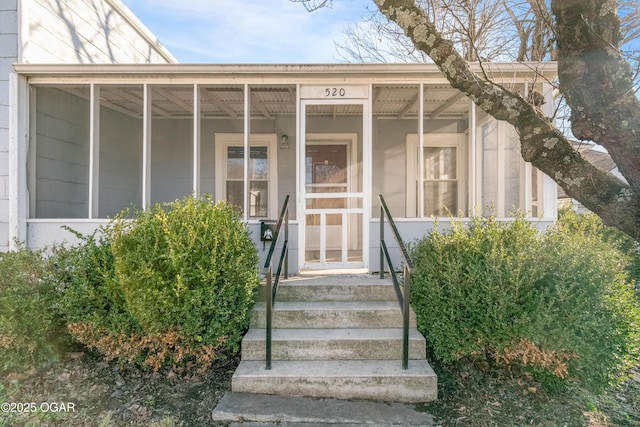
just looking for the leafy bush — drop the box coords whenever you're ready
[411,215,640,392]
[0,248,69,373]
[55,196,260,371]
[51,228,138,336]
[556,207,640,287]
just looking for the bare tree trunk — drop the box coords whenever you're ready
[374,0,640,239]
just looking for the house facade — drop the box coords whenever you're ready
[3,1,558,274]
[0,0,176,252]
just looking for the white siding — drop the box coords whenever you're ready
[21,0,176,64]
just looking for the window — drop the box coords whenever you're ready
[215,134,277,219]
[424,147,458,216]
[406,134,466,217]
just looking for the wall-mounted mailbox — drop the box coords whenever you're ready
[260,220,276,242]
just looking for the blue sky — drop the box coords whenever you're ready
[121,0,374,63]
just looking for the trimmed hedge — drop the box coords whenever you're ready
[54,196,260,371]
[411,215,640,392]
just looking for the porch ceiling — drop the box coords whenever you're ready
[71,84,472,120]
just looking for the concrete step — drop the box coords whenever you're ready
[212,392,436,425]
[250,301,417,329]
[241,328,426,361]
[269,276,399,302]
[231,359,437,403]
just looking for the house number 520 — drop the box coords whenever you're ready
[325,87,346,97]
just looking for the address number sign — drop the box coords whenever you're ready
[300,85,368,100]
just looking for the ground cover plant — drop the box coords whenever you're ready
[410,213,640,393]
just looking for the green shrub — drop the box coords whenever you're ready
[556,207,640,286]
[49,228,140,341]
[56,196,260,371]
[411,215,640,392]
[0,248,69,374]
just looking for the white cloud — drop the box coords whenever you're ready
[122,0,372,63]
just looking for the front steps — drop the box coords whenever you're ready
[230,275,437,403]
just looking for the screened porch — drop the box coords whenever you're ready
[13,64,558,272]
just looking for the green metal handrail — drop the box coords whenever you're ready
[379,194,415,370]
[263,195,289,370]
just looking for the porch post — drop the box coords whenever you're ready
[142,84,152,209]
[418,83,424,217]
[243,84,250,221]
[88,84,100,218]
[541,82,558,218]
[521,83,533,214]
[469,100,477,213]
[8,74,28,249]
[193,84,201,197]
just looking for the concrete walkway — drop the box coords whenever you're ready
[212,392,439,426]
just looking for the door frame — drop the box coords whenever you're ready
[298,97,370,270]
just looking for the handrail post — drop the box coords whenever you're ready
[379,194,414,371]
[266,267,272,370]
[379,204,384,279]
[403,265,411,370]
[263,195,290,371]
[284,208,289,279]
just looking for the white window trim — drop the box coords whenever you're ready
[214,133,278,219]
[406,133,467,218]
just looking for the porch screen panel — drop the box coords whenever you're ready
[372,84,419,218]
[98,85,143,217]
[422,85,468,218]
[504,126,521,214]
[199,85,246,197]
[480,121,499,216]
[31,86,90,218]
[150,85,193,205]
[479,119,524,216]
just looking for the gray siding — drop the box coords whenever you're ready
[0,0,18,250]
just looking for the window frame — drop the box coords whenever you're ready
[214,133,278,219]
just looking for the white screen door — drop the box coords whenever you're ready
[300,99,368,269]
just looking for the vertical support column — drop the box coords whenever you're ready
[9,74,28,249]
[243,84,250,221]
[363,85,372,269]
[142,84,152,209]
[469,100,477,214]
[418,84,424,217]
[297,88,305,269]
[89,84,100,219]
[193,84,201,197]
[496,121,506,217]
[28,86,36,221]
[541,82,558,218]
[521,83,533,215]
